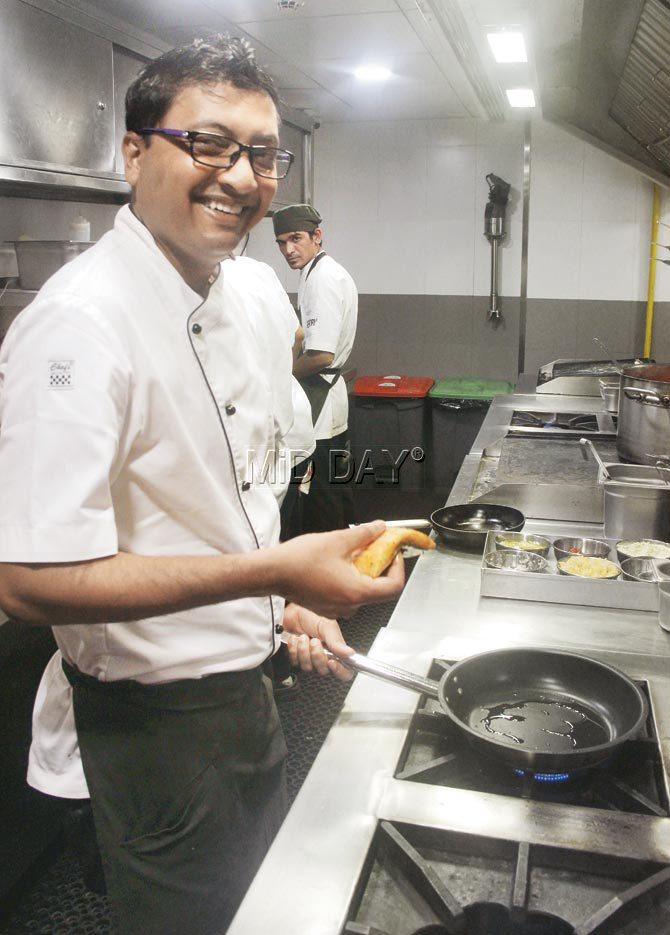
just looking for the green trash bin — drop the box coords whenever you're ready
[428,378,513,493]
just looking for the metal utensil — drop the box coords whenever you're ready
[593,336,623,374]
[579,437,612,480]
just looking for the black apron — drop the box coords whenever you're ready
[298,252,346,426]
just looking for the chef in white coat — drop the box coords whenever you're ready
[274,204,358,533]
[0,36,402,935]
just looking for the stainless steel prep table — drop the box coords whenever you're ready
[229,384,670,935]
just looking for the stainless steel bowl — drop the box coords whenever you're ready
[553,537,612,562]
[615,539,670,564]
[484,551,549,573]
[557,556,622,579]
[493,532,551,557]
[655,561,670,580]
[620,557,661,582]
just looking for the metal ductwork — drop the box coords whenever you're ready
[534,0,670,187]
[610,0,670,177]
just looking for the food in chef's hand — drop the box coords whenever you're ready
[354,527,435,578]
[558,556,621,579]
[496,536,546,551]
[617,539,670,559]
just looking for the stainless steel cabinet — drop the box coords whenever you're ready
[113,45,147,176]
[0,0,115,174]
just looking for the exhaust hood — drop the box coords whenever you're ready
[535,0,670,187]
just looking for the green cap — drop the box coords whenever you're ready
[272,203,322,236]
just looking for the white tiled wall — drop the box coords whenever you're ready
[311,118,525,297]
[528,120,670,303]
[304,116,670,304]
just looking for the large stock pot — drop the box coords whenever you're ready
[617,364,670,465]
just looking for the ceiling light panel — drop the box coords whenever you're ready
[487,31,527,63]
[506,87,535,108]
[354,64,392,81]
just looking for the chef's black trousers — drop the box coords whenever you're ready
[301,430,354,534]
[64,660,287,935]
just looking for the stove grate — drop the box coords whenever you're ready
[344,823,670,935]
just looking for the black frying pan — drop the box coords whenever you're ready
[430,504,525,549]
[326,646,646,776]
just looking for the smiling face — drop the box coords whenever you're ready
[276,229,322,271]
[123,82,279,291]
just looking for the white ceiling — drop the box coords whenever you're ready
[82,0,544,123]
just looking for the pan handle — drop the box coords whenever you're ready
[281,636,440,698]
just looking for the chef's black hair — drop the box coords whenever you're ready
[125,34,280,134]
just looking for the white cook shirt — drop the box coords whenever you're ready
[236,257,314,501]
[0,207,296,796]
[298,253,357,440]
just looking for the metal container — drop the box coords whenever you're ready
[620,557,662,582]
[492,531,551,557]
[13,240,95,290]
[603,472,670,541]
[557,556,622,579]
[553,537,611,562]
[484,551,548,573]
[599,379,620,414]
[617,364,670,465]
[616,538,670,563]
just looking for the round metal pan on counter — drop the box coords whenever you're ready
[319,646,647,777]
[430,503,524,549]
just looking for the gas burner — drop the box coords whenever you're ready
[343,823,670,935]
[508,411,616,438]
[395,661,668,818]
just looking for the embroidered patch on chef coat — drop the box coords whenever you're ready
[48,360,74,389]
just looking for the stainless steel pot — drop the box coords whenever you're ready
[603,465,670,540]
[617,364,670,465]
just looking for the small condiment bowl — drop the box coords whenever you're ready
[616,539,670,565]
[553,536,611,562]
[557,556,622,579]
[655,561,670,580]
[620,557,661,583]
[484,551,549,573]
[493,532,551,557]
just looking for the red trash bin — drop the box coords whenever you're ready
[351,375,434,490]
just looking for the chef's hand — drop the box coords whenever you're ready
[282,603,354,681]
[271,521,405,619]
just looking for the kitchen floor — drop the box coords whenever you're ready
[0,509,424,934]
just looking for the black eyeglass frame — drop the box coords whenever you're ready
[137,128,294,180]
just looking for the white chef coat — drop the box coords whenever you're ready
[298,253,357,440]
[0,207,300,796]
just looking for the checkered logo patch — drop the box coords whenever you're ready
[48,360,74,390]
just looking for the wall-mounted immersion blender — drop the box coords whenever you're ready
[484,173,511,321]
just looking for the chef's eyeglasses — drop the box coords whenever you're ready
[137,128,294,180]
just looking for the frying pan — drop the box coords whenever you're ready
[323,646,646,776]
[387,504,525,550]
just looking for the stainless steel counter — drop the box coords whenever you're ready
[229,384,670,935]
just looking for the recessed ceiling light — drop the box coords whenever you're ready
[506,88,536,108]
[487,31,527,64]
[354,65,391,82]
